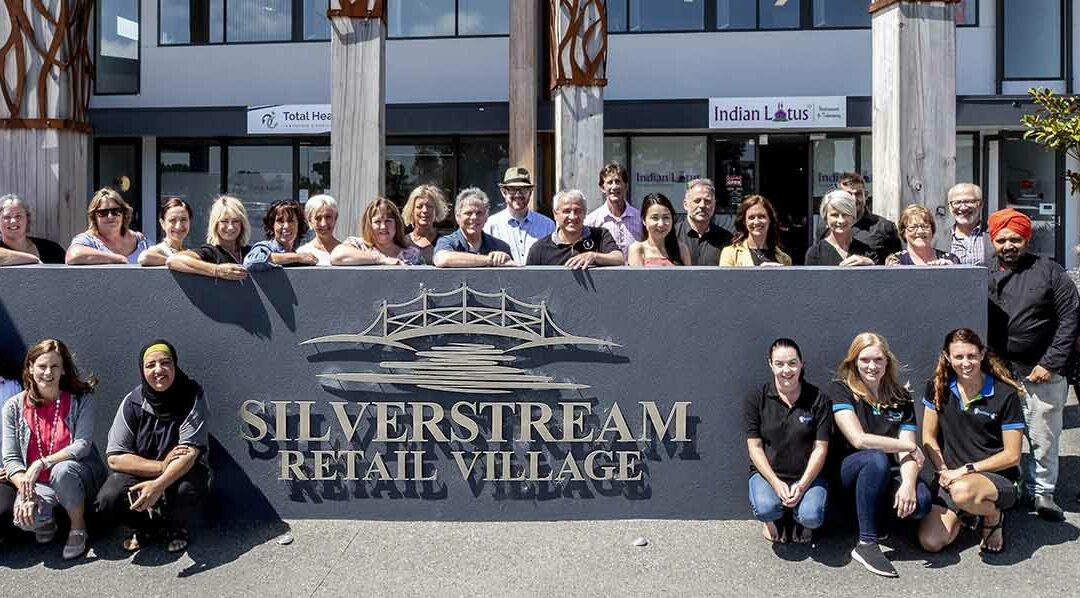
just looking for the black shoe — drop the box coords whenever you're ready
[851,541,898,578]
[1035,495,1066,522]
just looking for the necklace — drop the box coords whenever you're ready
[30,394,63,466]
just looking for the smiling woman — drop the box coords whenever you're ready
[65,188,149,265]
[0,195,67,265]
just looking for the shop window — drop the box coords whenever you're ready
[714,0,756,30]
[459,0,509,35]
[96,0,140,94]
[159,143,223,244]
[713,138,756,216]
[388,0,454,37]
[299,145,331,199]
[227,145,293,231]
[629,136,708,211]
[159,0,225,44]
[607,1,628,32]
[954,0,977,25]
[604,137,628,170]
[956,134,976,185]
[621,0,705,32]
[1002,139,1059,259]
[458,137,510,212]
[811,137,856,238]
[1003,0,1063,79]
[385,143,456,208]
[303,0,331,40]
[812,0,868,28]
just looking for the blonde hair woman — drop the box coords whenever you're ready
[402,185,449,264]
[165,195,251,280]
[804,190,875,266]
[331,198,424,266]
[296,194,341,265]
[829,332,930,577]
[65,188,149,265]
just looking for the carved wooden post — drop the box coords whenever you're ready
[871,0,959,247]
[0,0,94,243]
[510,0,539,207]
[328,0,386,238]
[550,0,607,209]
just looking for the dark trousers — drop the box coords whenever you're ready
[94,465,209,533]
[0,481,15,537]
[839,449,932,542]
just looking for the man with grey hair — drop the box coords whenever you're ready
[433,188,516,268]
[674,178,732,266]
[527,189,623,269]
[948,182,992,266]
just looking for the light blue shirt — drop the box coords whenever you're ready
[484,209,556,265]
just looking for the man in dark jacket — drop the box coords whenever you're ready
[987,208,1079,521]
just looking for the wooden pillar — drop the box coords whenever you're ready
[328,0,386,238]
[510,0,539,208]
[0,0,94,244]
[871,0,959,247]
[549,0,608,209]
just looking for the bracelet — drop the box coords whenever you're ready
[39,456,51,469]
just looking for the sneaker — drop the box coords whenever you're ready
[1035,495,1066,522]
[851,541,899,578]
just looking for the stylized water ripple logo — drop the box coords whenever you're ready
[301,284,619,394]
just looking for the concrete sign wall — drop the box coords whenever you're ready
[0,267,985,521]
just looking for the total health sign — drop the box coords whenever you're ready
[247,104,331,134]
[709,96,846,130]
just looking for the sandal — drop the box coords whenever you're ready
[166,528,189,554]
[34,520,57,544]
[122,531,142,553]
[63,529,88,560]
[979,512,1006,554]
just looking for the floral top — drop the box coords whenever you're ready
[343,237,425,265]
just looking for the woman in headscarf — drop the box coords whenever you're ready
[94,340,210,554]
[1,339,104,560]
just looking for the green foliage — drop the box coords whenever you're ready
[1022,88,1080,194]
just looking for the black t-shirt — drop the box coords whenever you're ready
[193,243,250,265]
[0,236,66,264]
[922,377,1026,481]
[804,237,877,266]
[526,227,619,266]
[853,212,902,264]
[744,381,832,482]
[828,380,917,460]
[673,217,732,266]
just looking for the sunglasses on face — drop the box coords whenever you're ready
[95,207,123,218]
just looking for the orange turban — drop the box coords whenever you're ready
[987,208,1032,241]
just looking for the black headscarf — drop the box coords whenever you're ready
[139,339,200,421]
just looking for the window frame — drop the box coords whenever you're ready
[158,0,331,46]
[997,0,1069,83]
[95,0,142,94]
[607,0,980,35]
[386,0,510,40]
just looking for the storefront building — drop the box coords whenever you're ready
[88,0,1078,265]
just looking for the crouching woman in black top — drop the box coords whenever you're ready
[745,338,832,544]
[95,340,210,553]
[918,328,1025,555]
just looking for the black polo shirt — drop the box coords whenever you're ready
[922,377,1025,481]
[193,243,250,264]
[828,381,917,459]
[853,212,901,264]
[525,226,619,266]
[673,217,732,266]
[744,381,832,482]
[804,237,877,266]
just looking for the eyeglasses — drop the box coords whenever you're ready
[905,224,932,232]
[502,187,533,196]
[948,199,979,208]
[95,208,123,218]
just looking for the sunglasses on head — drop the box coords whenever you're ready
[95,207,123,218]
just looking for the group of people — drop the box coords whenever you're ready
[0,339,209,559]
[0,164,998,272]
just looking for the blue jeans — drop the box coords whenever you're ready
[840,449,932,542]
[748,473,828,529]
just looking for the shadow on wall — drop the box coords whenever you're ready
[0,298,26,379]
[172,272,274,339]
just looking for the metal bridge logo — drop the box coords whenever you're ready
[301,284,619,394]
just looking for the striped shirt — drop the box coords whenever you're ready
[950,224,988,266]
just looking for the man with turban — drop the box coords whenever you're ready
[986,208,1079,521]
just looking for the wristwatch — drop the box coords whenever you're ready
[964,463,976,474]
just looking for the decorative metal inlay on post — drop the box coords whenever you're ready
[326,0,386,20]
[549,0,608,90]
[0,0,94,133]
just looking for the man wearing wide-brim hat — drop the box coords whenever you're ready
[484,167,555,265]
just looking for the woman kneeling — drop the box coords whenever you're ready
[918,328,1024,555]
[95,340,210,553]
[745,338,832,544]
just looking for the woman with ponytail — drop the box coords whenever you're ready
[918,328,1025,555]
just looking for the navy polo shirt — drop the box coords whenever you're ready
[922,376,1026,481]
[433,229,512,257]
[744,381,832,482]
[829,380,917,460]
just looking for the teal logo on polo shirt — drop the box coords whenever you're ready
[798,415,813,424]
[973,407,998,420]
[885,410,904,422]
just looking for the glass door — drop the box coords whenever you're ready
[1000,134,1065,262]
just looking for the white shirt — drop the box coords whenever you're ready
[484,209,556,265]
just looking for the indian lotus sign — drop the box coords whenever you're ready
[708,96,847,130]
